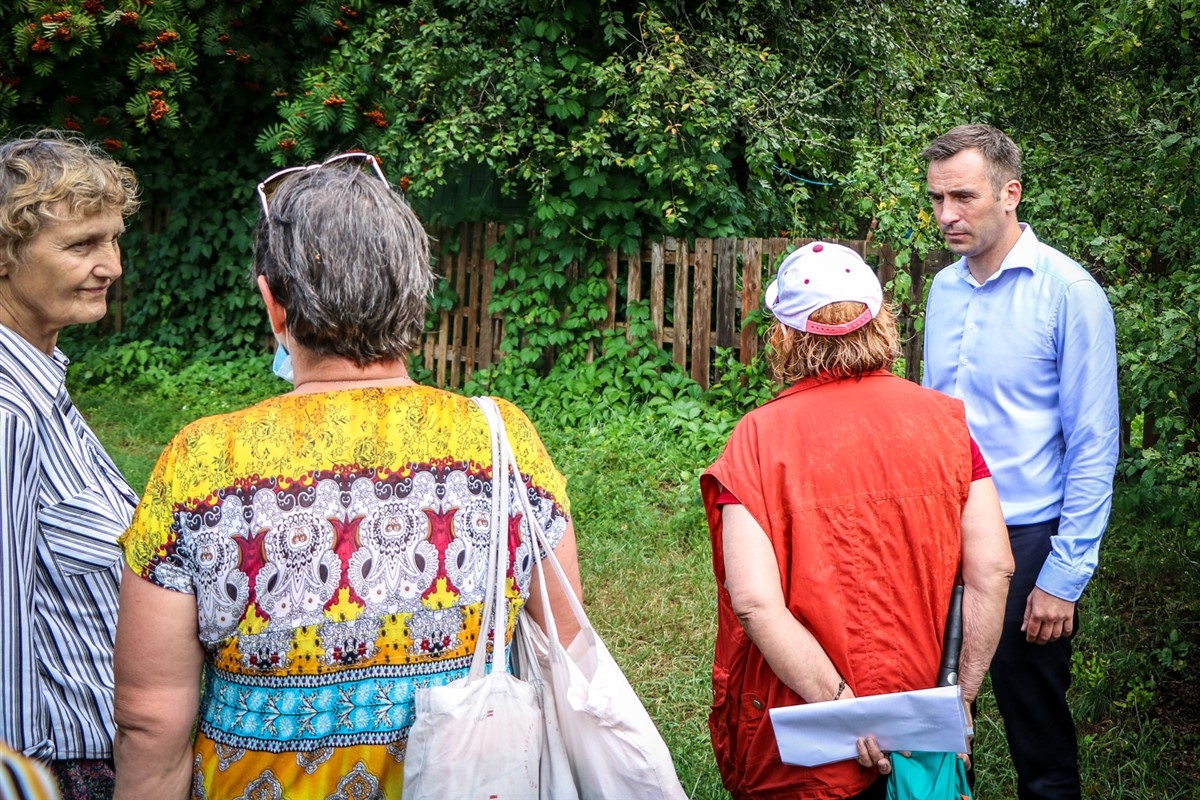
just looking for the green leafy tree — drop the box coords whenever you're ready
[6,0,1195,522]
[983,0,1200,531]
[256,0,996,398]
[1,0,371,348]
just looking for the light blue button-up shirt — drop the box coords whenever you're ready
[923,224,1120,602]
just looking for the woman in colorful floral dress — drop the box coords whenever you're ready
[111,155,583,799]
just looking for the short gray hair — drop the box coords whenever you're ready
[921,124,1022,196]
[253,162,434,366]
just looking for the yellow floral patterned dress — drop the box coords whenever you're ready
[120,386,569,800]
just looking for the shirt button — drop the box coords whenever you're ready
[752,699,764,711]
[967,322,976,330]
[959,357,968,365]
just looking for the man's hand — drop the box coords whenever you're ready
[1021,587,1076,644]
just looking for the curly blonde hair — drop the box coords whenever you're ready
[0,132,140,267]
[767,301,900,383]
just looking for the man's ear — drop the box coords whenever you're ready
[257,274,287,337]
[1002,179,1022,213]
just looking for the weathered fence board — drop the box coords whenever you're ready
[478,223,499,373]
[691,238,714,386]
[652,241,672,347]
[603,250,618,331]
[672,238,690,369]
[741,237,763,363]
[715,238,737,350]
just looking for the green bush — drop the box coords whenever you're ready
[1109,272,1200,538]
[67,340,278,420]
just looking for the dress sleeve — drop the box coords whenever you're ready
[715,484,742,506]
[119,435,195,594]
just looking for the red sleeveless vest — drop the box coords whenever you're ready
[702,371,972,799]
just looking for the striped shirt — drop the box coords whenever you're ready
[0,740,60,799]
[0,323,136,761]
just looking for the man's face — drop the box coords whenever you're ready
[925,148,1020,265]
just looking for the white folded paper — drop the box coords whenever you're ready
[769,684,970,767]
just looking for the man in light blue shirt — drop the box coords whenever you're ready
[921,124,1119,800]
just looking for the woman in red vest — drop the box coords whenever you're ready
[701,241,1014,799]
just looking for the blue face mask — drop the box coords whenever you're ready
[272,343,294,384]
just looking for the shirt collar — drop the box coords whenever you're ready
[955,222,1040,285]
[0,322,69,407]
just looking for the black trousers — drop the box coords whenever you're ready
[848,775,887,799]
[989,519,1082,800]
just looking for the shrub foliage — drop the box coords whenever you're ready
[1,0,1197,532]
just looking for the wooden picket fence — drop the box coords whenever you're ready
[423,223,956,389]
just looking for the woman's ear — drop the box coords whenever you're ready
[257,274,287,337]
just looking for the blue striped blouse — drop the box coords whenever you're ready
[0,323,137,761]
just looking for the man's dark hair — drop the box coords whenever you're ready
[921,124,1022,196]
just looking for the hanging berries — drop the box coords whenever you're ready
[146,90,169,122]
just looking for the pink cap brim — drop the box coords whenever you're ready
[804,307,874,336]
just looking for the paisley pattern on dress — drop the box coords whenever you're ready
[121,387,568,800]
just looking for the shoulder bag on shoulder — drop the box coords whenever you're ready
[400,396,543,800]
[498,403,688,800]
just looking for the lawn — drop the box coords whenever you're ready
[73,370,1200,799]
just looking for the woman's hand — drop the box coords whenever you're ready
[855,736,892,776]
[960,700,975,770]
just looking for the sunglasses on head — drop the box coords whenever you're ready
[256,152,389,217]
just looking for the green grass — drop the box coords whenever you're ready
[73,376,1200,800]
[539,418,724,798]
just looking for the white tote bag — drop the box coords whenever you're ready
[514,610,581,800]
[400,397,543,800]
[499,411,688,800]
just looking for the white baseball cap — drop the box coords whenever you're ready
[764,241,883,335]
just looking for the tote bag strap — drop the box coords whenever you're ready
[468,396,512,681]
[477,402,590,646]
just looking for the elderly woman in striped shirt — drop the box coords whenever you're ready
[0,133,141,799]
